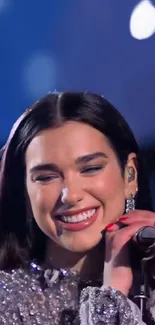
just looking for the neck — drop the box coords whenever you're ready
[44,240,104,282]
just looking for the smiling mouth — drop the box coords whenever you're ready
[56,208,97,224]
[55,208,99,232]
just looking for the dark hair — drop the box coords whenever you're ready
[0,92,152,269]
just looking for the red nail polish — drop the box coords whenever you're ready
[119,217,128,222]
[105,223,115,230]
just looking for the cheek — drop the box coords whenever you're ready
[27,186,60,238]
[27,184,60,217]
[91,169,124,197]
[90,168,126,214]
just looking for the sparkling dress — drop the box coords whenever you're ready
[0,262,145,324]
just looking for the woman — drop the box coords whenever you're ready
[0,91,155,324]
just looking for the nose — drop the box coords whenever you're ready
[61,178,83,206]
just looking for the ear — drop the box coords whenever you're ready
[124,153,138,199]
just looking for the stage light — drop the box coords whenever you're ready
[129,0,155,40]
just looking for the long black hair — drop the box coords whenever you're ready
[0,92,152,269]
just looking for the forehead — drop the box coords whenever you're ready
[25,121,114,167]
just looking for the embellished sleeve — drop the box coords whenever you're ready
[79,285,146,325]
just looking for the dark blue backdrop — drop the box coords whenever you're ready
[0,0,155,146]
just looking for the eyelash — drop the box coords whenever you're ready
[34,175,59,183]
[81,166,103,174]
[33,166,103,183]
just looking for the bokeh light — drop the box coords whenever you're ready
[130,0,155,40]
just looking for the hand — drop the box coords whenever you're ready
[103,210,155,296]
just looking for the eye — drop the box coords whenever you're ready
[33,174,60,183]
[81,166,103,174]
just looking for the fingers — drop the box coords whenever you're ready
[103,210,155,253]
[103,210,155,295]
[102,210,155,235]
[106,221,154,251]
[122,209,155,220]
[119,210,155,226]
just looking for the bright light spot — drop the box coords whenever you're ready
[130,0,155,40]
[0,0,9,12]
[24,53,57,98]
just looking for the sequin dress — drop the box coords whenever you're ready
[0,262,145,324]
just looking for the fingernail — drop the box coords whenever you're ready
[105,223,115,230]
[119,217,128,222]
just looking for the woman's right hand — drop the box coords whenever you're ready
[103,210,155,296]
[103,220,133,296]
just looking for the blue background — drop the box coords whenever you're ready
[0,0,155,144]
[0,0,155,194]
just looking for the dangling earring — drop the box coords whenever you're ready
[125,193,135,213]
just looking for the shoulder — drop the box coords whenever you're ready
[0,268,32,289]
[0,269,24,323]
[0,268,34,304]
[0,266,42,293]
[0,268,41,324]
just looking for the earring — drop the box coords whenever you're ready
[125,193,135,213]
[128,167,135,183]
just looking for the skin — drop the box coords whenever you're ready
[104,210,155,294]
[25,121,154,293]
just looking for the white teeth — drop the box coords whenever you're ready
[72,216,77,222]
[78,214,84,222]
[60,209,96,223]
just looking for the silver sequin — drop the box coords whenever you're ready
[0,264,140,324]
[79,286,140,324]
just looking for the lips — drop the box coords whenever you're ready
[55,206,98,217]
[54,207,99,232]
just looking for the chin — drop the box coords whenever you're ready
[61,234,102,253]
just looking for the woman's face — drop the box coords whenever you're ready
[26,121,137,252]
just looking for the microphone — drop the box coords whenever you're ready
[133,226,155,251]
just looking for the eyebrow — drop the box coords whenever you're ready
[30,163,59,174]
[75,152,108,164]
[29,152,108,174]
